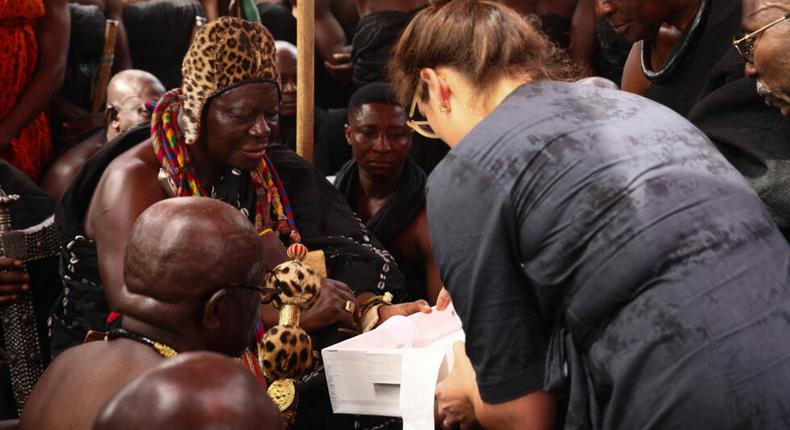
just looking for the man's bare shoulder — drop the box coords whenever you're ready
[92,138,161,202]
[21,340,161,430]
[85,138,165,235]
[39,133,105,198]
[20,342,112,429]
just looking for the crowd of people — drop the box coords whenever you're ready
[1,0,789,428]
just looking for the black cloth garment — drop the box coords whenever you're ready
[0,161,60,419]
[409,134,450,176]
[51,124,405,355]
[428,81,790,429]
[594,17,631,86]
[281,107,351,176]
[641,0,790,237]
[62,3,105,111]
[641,0,736,117]
[49,4,106,150]
[257,2,296,44]
[335,157,428,300]
[351,10,418,88]
[123,0,206,90]
[687,50,790,239]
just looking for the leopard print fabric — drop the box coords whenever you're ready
[266,261,322,310]
[260,326,313,381]
[180,16,280,145]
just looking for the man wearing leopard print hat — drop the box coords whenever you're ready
[51,17,428,429]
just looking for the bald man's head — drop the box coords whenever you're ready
[121,197,264,355]
[92,352,283,430]
[106,70,166,141]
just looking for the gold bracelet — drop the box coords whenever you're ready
[360,304,384,332]
[356,292,394,332]
[259,228,274,237]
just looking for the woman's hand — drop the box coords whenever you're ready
[436,341,481,430]
[436,287,452,311]
[0,257,29,304]
[300,278,357,332]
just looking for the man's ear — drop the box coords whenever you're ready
[106,106,121,134]
[203,288,228,330]
[344,123,352,146]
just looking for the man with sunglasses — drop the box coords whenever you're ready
[597,0,790,239]
[39,70,165,201]
[739,1,790,116]
[20,197,272,430]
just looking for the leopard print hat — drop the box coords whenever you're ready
[180,17,281,145]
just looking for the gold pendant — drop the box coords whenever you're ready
[267,378,296,411]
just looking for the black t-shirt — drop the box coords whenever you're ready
[428,81,790,428]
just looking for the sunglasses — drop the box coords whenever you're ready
[406,83,441,140]
[733,13,790,63]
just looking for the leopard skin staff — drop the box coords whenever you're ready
[0,187,56,413]
[260,244,324,427]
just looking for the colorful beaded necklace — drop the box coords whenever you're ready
[151,89,301,243]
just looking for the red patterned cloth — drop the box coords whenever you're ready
[0,0,52,181]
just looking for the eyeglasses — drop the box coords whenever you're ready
[733,13,790,63]
[406,84,441,140]
[222,283,281,304]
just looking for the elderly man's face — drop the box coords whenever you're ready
[201,82,281,171]
[742,0,790,116]
[276,47,297,119]
[594,0,676,43]
[106,79,163,141]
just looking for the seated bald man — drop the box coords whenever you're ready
[19,197,268,430]
[92,352,283,430]
[40,69,165,200]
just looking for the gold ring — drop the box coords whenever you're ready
[344,300,355,313]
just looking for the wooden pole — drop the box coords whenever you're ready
[295,0,315,163]
[92,19,119,113]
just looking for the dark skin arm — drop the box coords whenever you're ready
[621,43,651,95]
[262,271,432,331]
[414,208,442,305]
[201,0,222,22]
[313,0,348,63]
[569,0,597,76]
[0,0,69,151]
[85,141,167,310]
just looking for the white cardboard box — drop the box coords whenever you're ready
[322,306,465,417]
